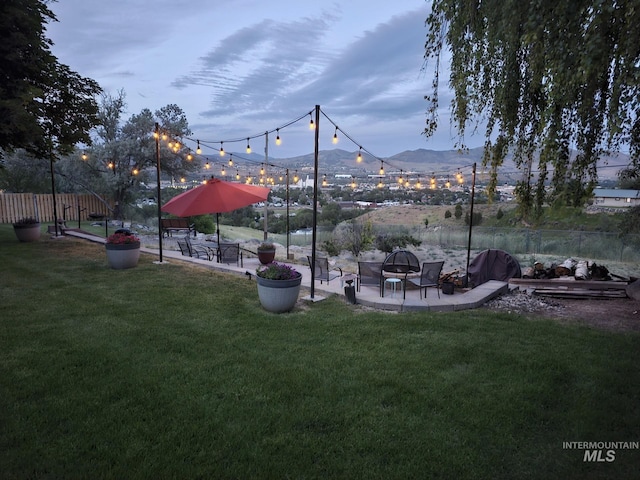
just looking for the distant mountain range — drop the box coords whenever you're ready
[211,147,629,181]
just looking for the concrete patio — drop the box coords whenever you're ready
[66,230,508,313]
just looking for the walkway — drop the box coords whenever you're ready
[67,230,508,313]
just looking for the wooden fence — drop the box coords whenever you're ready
[0,193,113,224]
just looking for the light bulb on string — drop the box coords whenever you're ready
[357,147,362,163]
[228,154,233,166]
[236,170,240,181]
[293,170,299,183]
[415,176,422,189]
[332,127,338,144]
[260,164,265,176]
[275,129,281,145]
[180,177,186,183]
[379,161,384,176]
[377,180,384,189]
[322,175,327,187]
[445,176,451,188]
[246,138,251,154]
[219,142,224,156]
[132,167,139,176]
[161,133,168,141]
[205,161,210,170]
[81,151,88,161]
[221,166,226,176]
[398,170,404,185]
[196,140,201,155]
[187,151,193,161]
[351,177,356,189]
[168,141,174,149]
[309,113,315,130]
[430,173,436,189]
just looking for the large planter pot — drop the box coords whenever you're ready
[257,248,276,265]
[256,275,302,313]
[105,242,140,269]
[13,223,41,242]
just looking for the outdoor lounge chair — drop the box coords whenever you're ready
[307,255,343,284]
[179,237,213,260]
[217,242,242,267]
[357,261,383,294]
[409,261,445,300]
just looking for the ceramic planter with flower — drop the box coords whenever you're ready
[105,231,141,269]
[12,217,41,243]
[255,262,302,313]
[257,242,276,264]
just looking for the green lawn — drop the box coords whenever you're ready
[0,225,638,479]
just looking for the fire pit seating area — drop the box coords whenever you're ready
[381,250,421,299]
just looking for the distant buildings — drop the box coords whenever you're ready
[592,188,640,209]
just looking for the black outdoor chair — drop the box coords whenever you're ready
[217,243,242,267]
[180,237,213,261]
[409,261,445,300]
[357,261,383,294]
[307,255,343,284]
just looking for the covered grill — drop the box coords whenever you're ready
[381,250,421,298]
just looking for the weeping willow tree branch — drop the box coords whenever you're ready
[424,0,640,220]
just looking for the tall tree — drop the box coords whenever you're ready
[424,0,640,219]
[66,92,198,219]
[0,0,101,160]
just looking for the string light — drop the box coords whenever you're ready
[322,174,328,187]
[219,142,225,156]
[108,161,114,170]
[205,161,210,170]
[132,167,139,175]
[309,113,315,130]
[161,133,168,141]
[221,166,226,176]
[357,147,362,162]
[351,177,356,189]
[81,151,88,161]
[332,127,338,144]
[445,176,451,188]
[415,176,422,189]
[196,140,201,155]
[293,170,299,183]
[260,164,265,176]
[180,177,186,183]
[398,170,404,185]
[275,129,281,145]
[379,161,385,176]
[246,138,251,154]
[236,170,240,180]
[187,151,193,161]
[377,179,384,189]
[430,174,436,189]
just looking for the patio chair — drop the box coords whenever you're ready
[217,242,242,267]
[409,261,445,300]
[307,255,343,284]
[357,261,383,294]
[181,237,213,261]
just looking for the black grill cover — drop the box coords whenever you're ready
[468,249,521,287]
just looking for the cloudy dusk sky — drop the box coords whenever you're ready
[46,0,473,158]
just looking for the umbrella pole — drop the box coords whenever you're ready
[217,213,220,245]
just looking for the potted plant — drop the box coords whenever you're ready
[257,242,276,264]
[105,231,141,269]
[12,217,41,242]
[255,262,302,313]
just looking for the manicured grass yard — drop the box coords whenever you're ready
[0,226,638,479]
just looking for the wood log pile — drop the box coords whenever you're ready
[514,258,634,299]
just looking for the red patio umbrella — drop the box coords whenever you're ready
[161,177,270,243]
